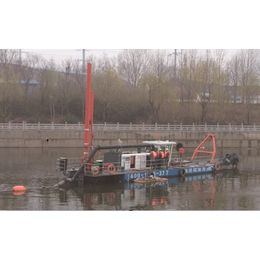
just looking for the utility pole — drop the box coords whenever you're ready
[169,49,182,79]
[174,49,177,79]
[82,49,86,73]
[18,49,22,63]
[77,49,89,73]
[18,49,28,64]
[169,50,178,78]
[82,49,88,73]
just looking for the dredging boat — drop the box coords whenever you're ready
[56,63,239,187]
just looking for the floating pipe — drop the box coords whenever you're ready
[53,180,67,187]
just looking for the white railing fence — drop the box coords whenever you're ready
[0,122,259,132]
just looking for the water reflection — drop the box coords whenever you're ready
[58,169,241,210]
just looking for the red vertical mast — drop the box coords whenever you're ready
[83,63,94,163]
[90,90,94,146]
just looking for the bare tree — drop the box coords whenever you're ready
[0,50,22,122]
[211,50,228,123]
[92,66,123,123]
[226,53,240,102]
[177,50,200,123]
[237,49,260,124]
[58,59,75,117]
[72,59,87,122]
[118,49,152,87]
[140,50,175,123]
[178,50,198,102]
[195,50,215,124]
[225,52,242,123]
[37,58,57,118]
[18,54,40,116]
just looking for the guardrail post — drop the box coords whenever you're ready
[204,123,207,131]
[229,123,231,131]
[142,123,145,131]
[65,122,67,131]
[22,121,26,131]
[130,122,132,131]
[8,121,11,131]
[104,122,107,131]
[38,122,40,130]
[167,123,170,131]
[241,123,243,131]
[155,123,157,131]
[78,122,81,130]
[217,123,219,131]
[117,122,119,131]
[180,123,182,131]
[52,122,54,130]
[254,124,256,131]
[192,123,195,131]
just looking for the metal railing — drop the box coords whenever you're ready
[0,122,260,132]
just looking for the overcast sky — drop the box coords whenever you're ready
[22,49,178,64]
[22,49,121,64]
[21,49,240,66]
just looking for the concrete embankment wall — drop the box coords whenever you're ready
[0,130,259,149]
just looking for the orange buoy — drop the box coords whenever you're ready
[12,186,26,192]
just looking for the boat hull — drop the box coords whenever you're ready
[79,164,215,185]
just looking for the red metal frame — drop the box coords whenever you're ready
[83,63,94,165]
[191,134,216,163]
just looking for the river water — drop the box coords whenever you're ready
[1,147,260,210]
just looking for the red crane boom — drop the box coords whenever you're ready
[83,63,94,166]
[191,134,216,163]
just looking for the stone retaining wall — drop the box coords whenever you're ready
[0,130,258,149]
